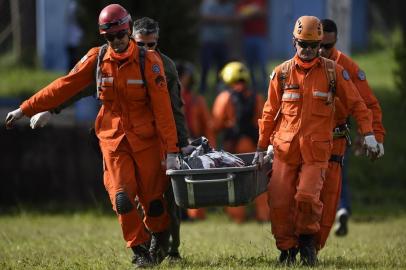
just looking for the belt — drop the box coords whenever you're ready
[329,154,344,167]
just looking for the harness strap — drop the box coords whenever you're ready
[96,44,108,99]
[329,154,344,167]
[322,57,336,105]
[95,44,147,99]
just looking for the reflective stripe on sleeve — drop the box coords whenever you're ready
[313,91,328,98]
[282,92,301,100]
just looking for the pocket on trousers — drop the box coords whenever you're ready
[273,132,295,160]
[311,133,332,162]
[133,121,156,139]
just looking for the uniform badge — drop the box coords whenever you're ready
[152,64,161,74]
[270,70,276,80]
[342,69,350,81]
[358,69,366,81]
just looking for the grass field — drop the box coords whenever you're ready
[0,212,405,269]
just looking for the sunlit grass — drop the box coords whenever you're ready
[0,212,405,269]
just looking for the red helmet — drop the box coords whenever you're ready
[98,4,131,34]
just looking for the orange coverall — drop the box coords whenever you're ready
[212,86,271,223]
[181,88,215,220]
[20,40,179,248]
[259,55,373,251]
[315,48,385,250]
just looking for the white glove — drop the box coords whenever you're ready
[181,144,196,156]
[30,111,52,129]
[252,150,265,168]
[377,143,384,158]
[363,135,379,159]
[265,145,274,162]
[166,153,180,170]
[5,108,24,129]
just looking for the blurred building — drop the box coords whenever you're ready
[268,0,368,59]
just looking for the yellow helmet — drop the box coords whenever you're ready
[293,16,323,41]
[220,61,250,85]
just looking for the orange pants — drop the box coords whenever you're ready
[315,137,347,250]
[226,136,271,223]
[268,157,326,250]
[187,136,271,222]
[101,137,170,248]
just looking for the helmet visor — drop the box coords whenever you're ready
[99,14,131,31]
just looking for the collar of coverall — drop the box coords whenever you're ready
[106,38,137,62]
[328,47,339,62]
[294,54,320,70]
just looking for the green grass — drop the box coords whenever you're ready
[352,49,398,92]
[0,212,405,269]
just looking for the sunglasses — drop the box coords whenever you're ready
[296,40,320,49]
[136,41,157,48]
[320,42,335,49]
[104,30,128,42]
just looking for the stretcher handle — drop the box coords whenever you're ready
[184,173,235,184]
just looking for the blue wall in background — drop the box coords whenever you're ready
[268,0,368,59]
[351,0,368,52]
[36,0,69,72]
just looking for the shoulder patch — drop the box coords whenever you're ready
[152,63,161,74]
[358,69,366,81]
[270,71,276,80]
[342,69,350,81]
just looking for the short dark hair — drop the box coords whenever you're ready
[133,17,160,36]
[321,19,338,34]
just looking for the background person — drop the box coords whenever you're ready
[199,0,237,94]
[236,0,268,94]
[212,61,270,223]
[176,60,216,221]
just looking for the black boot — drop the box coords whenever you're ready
[334,208,349,236]
[279,247,298,266]
[149,230,170,264]
[167,250,181,261]
[131,243,153,268]
[299,234,317,267]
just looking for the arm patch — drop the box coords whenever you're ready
[358,69,366,81]
[342,69,350,81]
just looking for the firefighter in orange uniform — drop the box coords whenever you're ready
[176,61,215,220]
[252,16,380,266]
[212,61,270,223]
[5,4,179,268]
[314,18,385,250]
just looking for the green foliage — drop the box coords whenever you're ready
[394,38,406,105]
[0,212,405,269]
[0,65,62,98]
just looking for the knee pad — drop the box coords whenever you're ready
[115,191,134,214]
[147,199,164,217]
